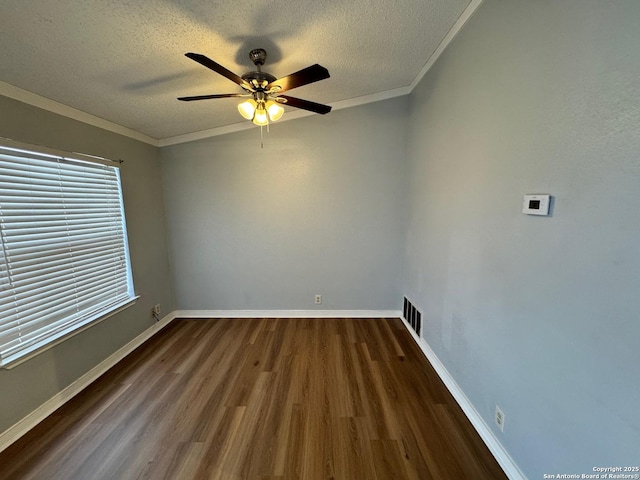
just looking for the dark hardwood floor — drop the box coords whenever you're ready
[0,318,507,479]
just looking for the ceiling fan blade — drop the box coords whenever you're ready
[278,95,332,114]
[185,53,253,91]
[266,64,330,93]
[178,93,249,101]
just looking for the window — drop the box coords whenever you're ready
[0,140,135,367]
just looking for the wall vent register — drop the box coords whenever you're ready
[403,297,421,337]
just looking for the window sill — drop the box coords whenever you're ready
[0,296,140,370]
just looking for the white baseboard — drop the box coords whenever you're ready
[174,309,402,319]
[0,312,176,454]
[1,308,525,480]
[400,317,527,480]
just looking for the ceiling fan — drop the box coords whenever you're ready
[178,48,332,127]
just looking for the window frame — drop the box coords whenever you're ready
[0,138,137,369]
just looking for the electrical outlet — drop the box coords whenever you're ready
[495,405,505,432]
[153,304,161,315]
[315,294,322,305]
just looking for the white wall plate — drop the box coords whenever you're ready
[523,194,551,216]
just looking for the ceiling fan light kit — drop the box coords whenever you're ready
[237,95,285,126]
[178,48,331,135]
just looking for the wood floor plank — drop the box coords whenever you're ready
[371,439,410,479]
[0,318,508,480]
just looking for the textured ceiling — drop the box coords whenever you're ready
[0,0,473,143]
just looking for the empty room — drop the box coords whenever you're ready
[0,0,638,479]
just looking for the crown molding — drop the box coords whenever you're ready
[157,0,484,146]
[0,81,159,147]
[1,0,483,148]
[158,86,411,147]
[409,0,483,91]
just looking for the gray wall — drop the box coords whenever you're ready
[3,1,639,475]
[402,0,640,477]
[160,97,408,310]
[0,96,174,433]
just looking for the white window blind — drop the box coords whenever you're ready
[0,142,134,367]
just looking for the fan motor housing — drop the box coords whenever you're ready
[241,71,277,90]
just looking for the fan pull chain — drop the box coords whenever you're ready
[260,125,264,149]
